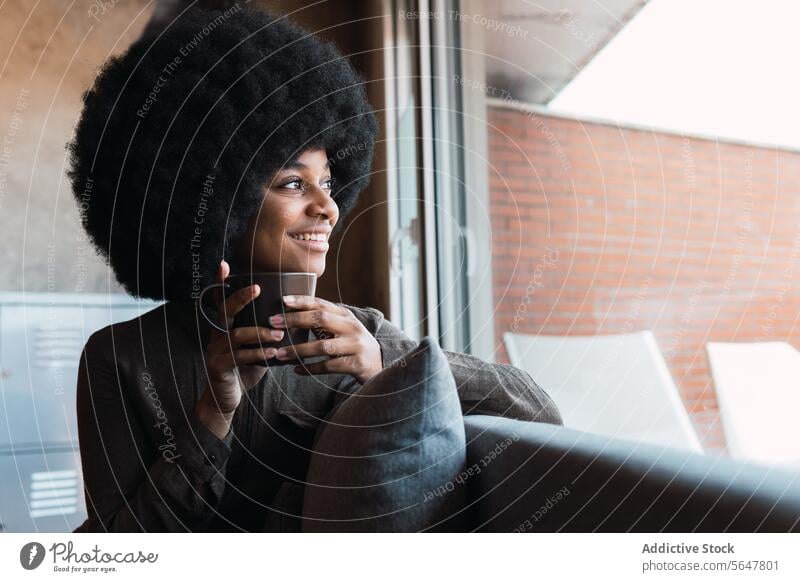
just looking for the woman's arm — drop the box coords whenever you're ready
[74,330,234,532]
[361,307,563,426]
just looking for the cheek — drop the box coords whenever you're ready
[256,198,300,238]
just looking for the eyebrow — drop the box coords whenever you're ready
[281,159,331,173]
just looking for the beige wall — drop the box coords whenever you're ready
[0,0,389,313]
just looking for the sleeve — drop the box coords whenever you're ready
[362,307,563,426]
[73,331,235,532]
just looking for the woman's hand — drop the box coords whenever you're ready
[195,260,285,439]
[270,295,384,385]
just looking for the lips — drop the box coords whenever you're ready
[287,233,329,253]
[287,226,332,237]
[288,232,328,242]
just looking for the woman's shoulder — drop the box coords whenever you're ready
[81,300,184,361]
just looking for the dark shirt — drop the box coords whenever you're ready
[73,300,562,532]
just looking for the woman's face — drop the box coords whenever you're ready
[234,148,338,276]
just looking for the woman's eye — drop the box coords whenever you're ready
[280,178,303,190]
[273,176,335,197]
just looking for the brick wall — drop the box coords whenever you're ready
[488,104,800,452]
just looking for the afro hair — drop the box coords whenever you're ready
[67,6,378,301]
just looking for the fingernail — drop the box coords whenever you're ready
[253,285,260,295]
[270,329,284,339]
[269,314,284,325]
[283,295,295,303]
[276,348,288,358]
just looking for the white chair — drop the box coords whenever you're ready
[706,341,800,469]
[504,330,703,453]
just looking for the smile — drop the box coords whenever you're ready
[287,233,329,253]
[289,232,328,242]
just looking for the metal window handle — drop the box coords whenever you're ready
[389,226,410,278]
[389,217,421,278]
[461,226,477,278]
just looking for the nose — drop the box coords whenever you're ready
[305,183,338,223]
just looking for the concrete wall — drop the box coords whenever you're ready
[0,0,152,295]
[0,0,389,313]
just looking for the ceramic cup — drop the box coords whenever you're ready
[197,272,317,366]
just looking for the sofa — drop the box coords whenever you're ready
[459,415,800,532]
[268,338,800,532]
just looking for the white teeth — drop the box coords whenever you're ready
[290,232,327,242]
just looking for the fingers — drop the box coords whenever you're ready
[218,284,261,331]
[274,336,356,363]
[212,260,230,310]
[209,345,279,371]
[281,294,351,317]
[294,355,381,378]
[269,304,358,335]
[208,326,285,355]
[210,261,262,337]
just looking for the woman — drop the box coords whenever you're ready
[68,6,562,533]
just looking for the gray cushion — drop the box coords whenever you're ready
[301,337,467,531]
